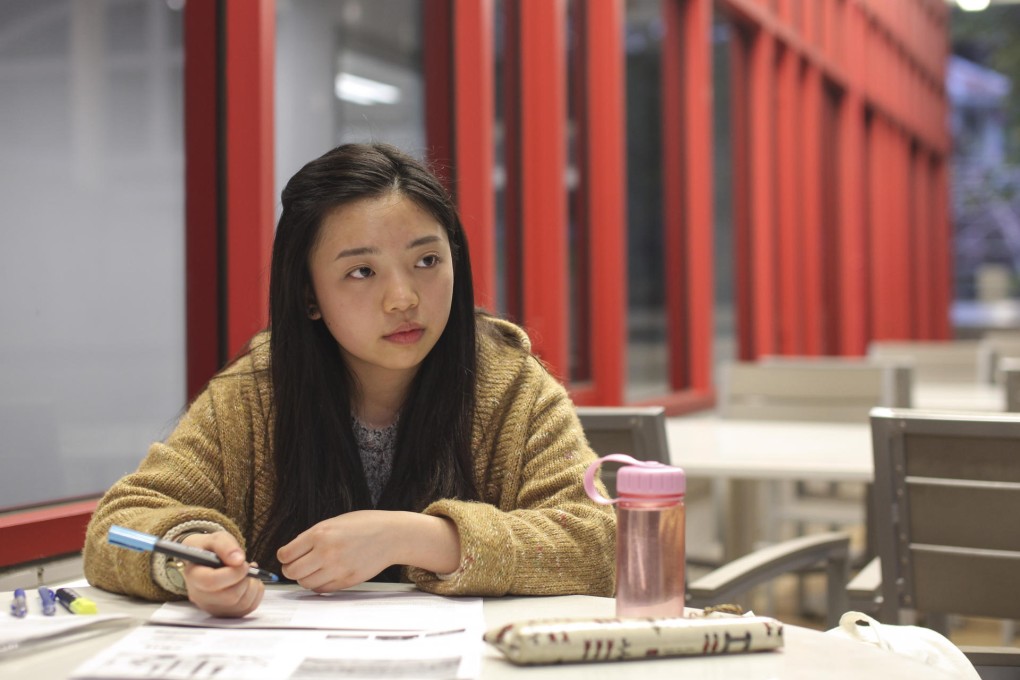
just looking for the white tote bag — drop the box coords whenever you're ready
[827,611,981,679]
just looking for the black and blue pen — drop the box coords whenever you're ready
[107,525,279,583]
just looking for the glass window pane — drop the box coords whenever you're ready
[493,0,521,322]
[625,0,669,401]
[0,1,185,510]
[275,0,426,212]
[713,14,738,381]
[567,0,591,383]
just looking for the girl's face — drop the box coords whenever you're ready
[307,192,454,389]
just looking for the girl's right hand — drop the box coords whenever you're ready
[178,531,264,617]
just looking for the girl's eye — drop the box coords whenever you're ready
[347,266,374,280]
[417,253,441,268]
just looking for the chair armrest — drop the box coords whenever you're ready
[846,556,882,614]
[959,646,1020,668]
[688,530,850,629]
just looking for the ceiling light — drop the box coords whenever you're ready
[334,73,400,106]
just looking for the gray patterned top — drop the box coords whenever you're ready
[352,416,398,506]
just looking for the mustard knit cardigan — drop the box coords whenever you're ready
[83,317,616,601]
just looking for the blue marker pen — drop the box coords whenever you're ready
[38,587,57,616]
[10,588,27,618]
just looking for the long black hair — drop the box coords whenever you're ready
[251,143,479,572]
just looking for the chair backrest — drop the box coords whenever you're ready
[868,339,981,383]
[719,359,912,422]
[576,406,670,496]
[869,407,1020,624]
[1002,358,1020,412]
[977,337,1020,384]
[982,329,1020,343]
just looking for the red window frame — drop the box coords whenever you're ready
[0,0,276,569]
[3,0,956,568]
[720,0,951,360]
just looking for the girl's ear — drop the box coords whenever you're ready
[305,290,322,320]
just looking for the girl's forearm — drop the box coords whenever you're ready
[394,512,461,575]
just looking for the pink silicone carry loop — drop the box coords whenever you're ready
[584,453,650,505]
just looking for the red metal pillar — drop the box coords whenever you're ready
[579,0,626,404]
[662,0,685,384]
[224,0,275,358]
[892,129,913,338]
[800,63,824,354]
[185,0,221,398]
[776,44,802,355]
[453,0,497,310]
[801,0,816,47]
[519,0,568,375]
[912,147,933,338]
[660,0,685,387]
[423,0,455,172]
[664,0,714,391]
[681,0,715,391]
[747,27,778,358]
[868,118,891,339]
[729,29,754,361]
[837,0,868,355]
[869,119,912,340]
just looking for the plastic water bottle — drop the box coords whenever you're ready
[585,453,686,618]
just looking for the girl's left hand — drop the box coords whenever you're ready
[277,510,460,592]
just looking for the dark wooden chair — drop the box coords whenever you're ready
[848,407,1020,678]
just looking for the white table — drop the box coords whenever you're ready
[667,382,1008,489]
[666,416,873,561]
[667,385,1011,562]
[666,382,1011,484]
[913,381,1005,411]
[0,582,959,679]
[666,416,873,482]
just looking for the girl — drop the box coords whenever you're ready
[83,143,615,617]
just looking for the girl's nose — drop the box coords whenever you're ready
[384,273,419,312]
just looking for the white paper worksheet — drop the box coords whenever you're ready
[70,589,484,679]
[70,625,481,680]
[148,588,483,632]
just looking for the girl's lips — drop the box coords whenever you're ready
[384,328,425,345]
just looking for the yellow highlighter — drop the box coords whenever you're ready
[55,587,98,614]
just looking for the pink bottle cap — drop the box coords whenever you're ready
[617,463,686,497]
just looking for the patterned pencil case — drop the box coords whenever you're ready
[484,614,784,665]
